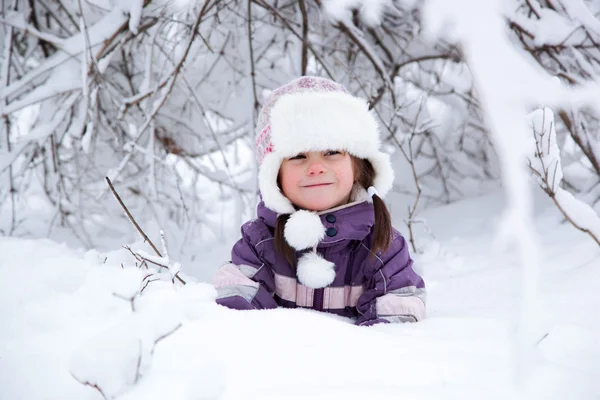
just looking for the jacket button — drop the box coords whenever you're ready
[325,214,336,223]
[326,227,337,237]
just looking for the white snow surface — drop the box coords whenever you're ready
[1,191,599,400]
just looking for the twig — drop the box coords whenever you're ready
[524,0,541,19]
[137,254,169,269]
[123,245,146,268]
[55,0,81,32]
[70,376,109,400]
[134,340,143,383]
[106,177,161,255]
[247,0,260,120]
[36,0,75,36]
[535,332,549,346]
[0,16,66,49]
[298,0,309,75]
[1,0,18,235]
[105,177,186,284]
[252,0,335,79]
[113,292,136,311]
[151,323,182,355]
[405,131,423,254]
[140,276,160,293]
[392,97,428,253]
[159,229,169,259]
[558,110,600,176]
[541,179,600,246]
[108,0,214,182]
[530,109,600,247]
[336,20,393,90]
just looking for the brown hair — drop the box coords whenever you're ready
[274,157,393,266]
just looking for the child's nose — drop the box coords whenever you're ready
[307,161,326,175]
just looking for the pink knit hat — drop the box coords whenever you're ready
[255,76,395,289]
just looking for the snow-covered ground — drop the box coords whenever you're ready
[1,189,599,400]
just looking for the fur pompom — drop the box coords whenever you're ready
[284,210,325,250]
[296,252,336,289]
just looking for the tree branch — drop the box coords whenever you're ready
[105,177,186,285]
[298,0,309,75]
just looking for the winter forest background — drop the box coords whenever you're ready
[1,1,600,399]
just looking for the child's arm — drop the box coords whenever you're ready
[355,229,426,326]
[213,220,278,310]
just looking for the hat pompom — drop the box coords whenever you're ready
[284,210,325,250]
[296,252,336,289]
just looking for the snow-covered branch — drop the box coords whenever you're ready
[528,107,600,246]
[2,0,600,264]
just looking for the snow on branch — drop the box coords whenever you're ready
[0,12,67,49]
[6,0,600,264]
[527,107,600,246]
[128,0,144,35]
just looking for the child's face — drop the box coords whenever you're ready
[279,150,355,211]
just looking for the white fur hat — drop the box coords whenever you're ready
[255,76,395,288]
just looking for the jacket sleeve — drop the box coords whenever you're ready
[212,220,278,310]
[355,229,426,326]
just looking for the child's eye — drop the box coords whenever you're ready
[325,150,341,156]
[289,153,306,160]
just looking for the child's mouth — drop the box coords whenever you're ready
[303,183,333,188]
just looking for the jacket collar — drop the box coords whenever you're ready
[257,199,375,245]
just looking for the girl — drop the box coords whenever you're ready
[212,76,426,326]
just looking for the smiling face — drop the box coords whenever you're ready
[279,150,355,211]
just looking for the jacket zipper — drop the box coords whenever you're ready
[313,288,324,311]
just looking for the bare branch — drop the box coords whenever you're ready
[253,0,335,79]
[1,0,18,235]
[151,323,183,355]
[247,0,260,120]
[105,177,186,284]
[298,0,309,75]
[108,0,215,182]
[70,376,109,400]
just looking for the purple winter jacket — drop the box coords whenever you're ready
[213,200,426,326]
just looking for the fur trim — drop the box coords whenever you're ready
[296,252,336,289]
[259,151,394,215]
[350,184,370,203]
[368,152,395,199]
[269,92,380,158]
[258,152,295,215]
[258,90,396,215]
[284,210,325,250]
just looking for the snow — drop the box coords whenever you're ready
[81,122,94,154]
[422,0,547,381]
[526,107,600,247]
[3,1,600,399]
[321,0,358,24]
[1,191,599,400]
[3,11,67,49]
[554,189,600,241]
[129,0,144,35]
[530,9,579,48]
[561,0,600,36]
[0,5,129,102]
[321,0,395,27]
